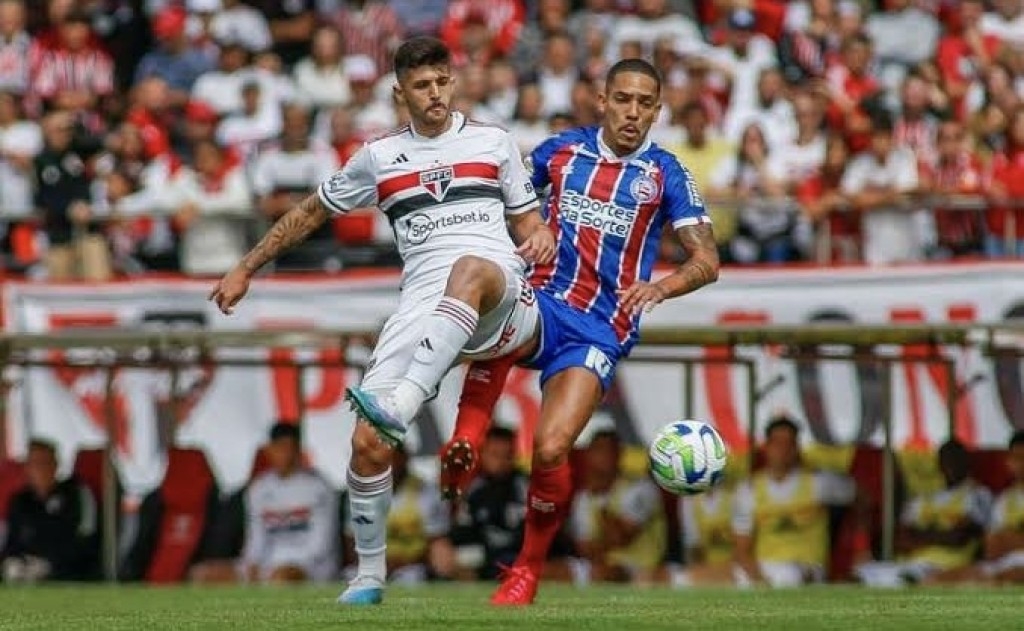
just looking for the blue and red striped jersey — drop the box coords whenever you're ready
[527,126,711,351]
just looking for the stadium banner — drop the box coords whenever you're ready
[2,262,1023,494]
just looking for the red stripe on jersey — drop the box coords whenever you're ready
[376,162,499,203]
[531,147,575,289]
[565,160,623,310]
[610,176,663,341]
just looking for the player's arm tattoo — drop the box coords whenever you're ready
[240,194,330,274]
[656,223,720,299]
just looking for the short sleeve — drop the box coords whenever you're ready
[316,143,377,215]
[498,132,540,215]
[614,479,660,526]
[731,481,755,536]
[814,472,856,506]
[661,155,711,230]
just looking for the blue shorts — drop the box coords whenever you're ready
[522,291,623,392]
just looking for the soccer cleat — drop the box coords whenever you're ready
[337,575,385,605]
[345,387,405,447]
[439,436,478,500]
[490,564,539,606]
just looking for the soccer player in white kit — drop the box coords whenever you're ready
[209,37,554,605]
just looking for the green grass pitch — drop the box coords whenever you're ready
[2,584,1023,631]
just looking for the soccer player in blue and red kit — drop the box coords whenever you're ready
[441,58,721,605]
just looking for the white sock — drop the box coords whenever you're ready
[346,467,392,582]
[392,296,478,423]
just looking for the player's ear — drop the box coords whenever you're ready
[392,81,405,106]
[596,89,607,116]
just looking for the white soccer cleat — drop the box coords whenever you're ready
[337,574,385,605]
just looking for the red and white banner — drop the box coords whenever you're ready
[3,263,1023,494]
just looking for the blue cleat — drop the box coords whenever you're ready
[337,575,385,605]
[345,387,406,447]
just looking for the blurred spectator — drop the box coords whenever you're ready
[778,0,840,85]
[840,112,923,265]
[215,79,282,160]
[0,439,98,583]
[531,32,577,118]
[984,105,1024,257]
[125,77,173,161]
[452,63,502,124]
[248,0,317,67]
[797,132,859,262]
[570,430,666,586]
[865,0,940,95]
[507,84,549,155]
[567,0,616,57]
[723,68,795,151]
[709,8,778,119]
[330,0,404,76]
[134,7,213,107]
[348,442,454,583]
[732,416,856,588]
[293,25,351,110]
[35,111,110,281]
[0,0,30,96]
[29,9,114,130]
[937,0,1000,121]
[452,426,572,581]
[388,0,448,37]
[981,0,1024,48]
[979,431,1024,584]
[0,91,42,223]
[709,124,802,264]
[346,56,397,138]
[176,99,220,162]
[441,0,526,66]
[207,0,272,55]
[608,0,700,64]
[242,422,336,583]
[769,90,827,190]
[859,440,991,586]
[671,481,736,587]
[191,39,253,116]
[918,120,985,258]
[894,71,944,166]
[168,139,251,276]
[825,33,881,153]
[251,103,339,271]
[487,58,520,123]
[668,102,735,246]
[511,0,571,77]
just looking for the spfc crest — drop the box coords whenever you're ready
[420,165,454,202]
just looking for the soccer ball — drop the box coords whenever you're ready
[648,420,728,495]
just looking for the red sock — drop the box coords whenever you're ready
[516,460,573,575]
[452,356,517,450]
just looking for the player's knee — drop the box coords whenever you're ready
[350,423,393,474]
[446,255,492,292]
[533,428,572,468]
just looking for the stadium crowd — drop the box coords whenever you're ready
[1,0,1024,279]
[3,418,1024,588]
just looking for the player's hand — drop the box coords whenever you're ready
[617,282,668,316]
[208,265,251,315]
[516,225,556,265]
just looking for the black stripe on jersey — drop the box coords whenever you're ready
[506,198,539,211]
[317,184,349,214]
[387,185,503,222]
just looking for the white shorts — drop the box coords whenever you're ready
[360,263,538,395]
[734,561,825,588]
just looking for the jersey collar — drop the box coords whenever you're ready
[409,111,464,140]
[596,127,651,162]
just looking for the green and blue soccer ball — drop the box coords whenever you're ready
[648,420,728,495]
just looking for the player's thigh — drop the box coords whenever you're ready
[533,367,604,461]
[447,254,515,313]
[464,267,539,359]
[360,303,428,395]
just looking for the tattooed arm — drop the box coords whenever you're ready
[655,223,720,298]
[239,194,331,274]
[209,194,330,314]
[617,223,719,316]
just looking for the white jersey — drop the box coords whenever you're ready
[316,112,539,286]
[242,469,338,581]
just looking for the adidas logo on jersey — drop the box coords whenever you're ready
[392,153,409,164]
[419,338,433,351]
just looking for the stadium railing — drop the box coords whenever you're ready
[2,322,1023,580]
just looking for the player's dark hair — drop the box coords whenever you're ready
[605,58,662,94]
[393,36,451,78]
[764,414,800,440]
[486,426,517,442]
[1010,431,1024,449]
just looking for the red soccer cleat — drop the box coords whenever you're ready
[490,565,539,606]
[439,436,478,500]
